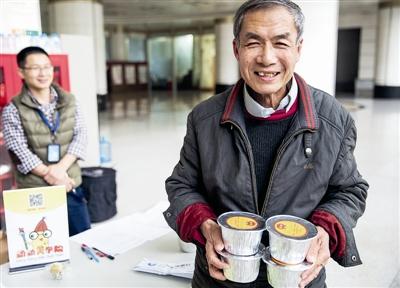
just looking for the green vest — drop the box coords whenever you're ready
[12,84,82,188]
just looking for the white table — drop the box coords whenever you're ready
[1,232,194,287]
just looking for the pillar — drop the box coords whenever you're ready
[48,0,107,96]
[375,0,400,98]
[215,17,239,94]
[110,24,128,61]
[295,0,339,96]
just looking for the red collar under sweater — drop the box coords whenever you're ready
[221,73,318,130]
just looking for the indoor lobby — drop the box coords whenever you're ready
[0,0,399,287]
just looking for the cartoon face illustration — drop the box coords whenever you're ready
[29,217,52,251]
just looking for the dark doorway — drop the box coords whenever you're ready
[335,28,361,94]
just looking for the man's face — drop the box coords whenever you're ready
[18,53,53,91]
[233,6,302,102]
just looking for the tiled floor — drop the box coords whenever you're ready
[99,91,399,287]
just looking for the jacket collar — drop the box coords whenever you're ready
[19,83,70,110]
[220,73,319,131]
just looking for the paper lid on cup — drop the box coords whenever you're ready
[218,211,266,231]
[266,215,317,240]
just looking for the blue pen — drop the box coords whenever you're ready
[81,246,93,260]
[82,244,99,262]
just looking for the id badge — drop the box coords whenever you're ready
[47,144,61,163]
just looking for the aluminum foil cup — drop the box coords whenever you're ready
[217,211,266,256]
[263,246,311,288]
[266,215,317,265]
[217,244,265,283]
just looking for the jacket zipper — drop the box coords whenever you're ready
[260,128,314,217]
[225,120,260,214]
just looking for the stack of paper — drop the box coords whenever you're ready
[71,201,171,255]
[133,258,194,279]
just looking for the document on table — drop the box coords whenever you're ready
[71,201,171,255]
[133,258,194,279]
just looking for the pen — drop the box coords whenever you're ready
[92,247,115,260]
[81,244,99,262]
[81,246,93,260]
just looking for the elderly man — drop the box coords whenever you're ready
[164,0,368,287]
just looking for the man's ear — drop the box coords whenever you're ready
[17,68,25,80]
[296,38,303,62]
[233,39,240,61]
[297,39,303,55]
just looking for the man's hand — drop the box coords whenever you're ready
[31,164,49,178]
[44,164,67,185]
[43,154,77,185]
[43,164,75,191]
[299,226,330,288]
[64,177,76,192]
[200,219,229,281]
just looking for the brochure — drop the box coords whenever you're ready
[133,258,194,279]
[3,186,70,273]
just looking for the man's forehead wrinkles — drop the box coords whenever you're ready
[273,32,291,40]
[244,32,263,40]
[242,31,293,41]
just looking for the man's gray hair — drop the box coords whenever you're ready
[233,0,305,43]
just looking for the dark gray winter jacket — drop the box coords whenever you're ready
[164,74,368,287]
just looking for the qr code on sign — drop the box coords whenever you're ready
[29,193,44,208]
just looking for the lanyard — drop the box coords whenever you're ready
[37,110,60,138]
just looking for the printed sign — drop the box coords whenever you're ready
[3,186,70,273]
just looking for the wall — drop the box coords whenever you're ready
[60,34,100,167]
[128,33,146,62]
[175,34,194,79]
[148,37,173,83]
[0,0,41,34]
[339,2,379,92]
